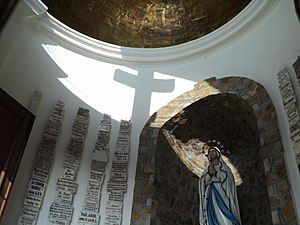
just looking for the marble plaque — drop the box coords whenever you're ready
[108,191,124,202]
[91,160,106,172]
[32,168,49,182]
[113,152,128,162]
[83,200,100,212]
[104,213,122,225]
[49,202,73,221]
[62,167,76,180]
[27,179,46,198]
[22,205,39,220]
[63,155,80,170]
[24,195,43,208]
[18,216,36,225]
[55,190,74,205]
[110,171,127,182]
[106,200,123,210]
[99,124,110,132]
[89,170,104,184]
[48,218,70,225]
[56,178,77,193]
[92,149,108,162]
[78,211,100,224]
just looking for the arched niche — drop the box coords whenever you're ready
[160,93,269,225]
[131,77,297,225]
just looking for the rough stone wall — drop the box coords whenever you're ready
[167,94,272,225]
[131,77,297,225]
[154,132,199,225]
[42,0,251,48]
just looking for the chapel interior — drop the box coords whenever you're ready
[0,0,300,225]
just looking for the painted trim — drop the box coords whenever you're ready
[21,0,279,66]
[24,0,47,16]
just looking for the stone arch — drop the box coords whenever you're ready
[131,77,297,225]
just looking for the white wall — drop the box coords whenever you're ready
[0,0,300,225]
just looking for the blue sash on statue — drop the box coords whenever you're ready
[206,184,240,225]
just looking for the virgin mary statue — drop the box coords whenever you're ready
[199,146,241,225]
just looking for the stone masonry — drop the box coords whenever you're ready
[131,77,297,225]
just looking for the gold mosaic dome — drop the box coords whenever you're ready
[43,0,251,48]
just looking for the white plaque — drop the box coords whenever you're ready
[18,216,36,225]
[22,205,39,220]
[56,178,77,193]
[78,211,100,224]
[89,170,104,184]
[108,191,124,202]
[24,194,43,208]
[83,200,100,212]
[32,168,49,182]
[62,167,76,180]
[48,218,70,225]
[49,202,73,221]
[27,179,46,198]
[55,190,74,205]
[99,125,110,132]
[104,213,122,225]
[92,149,108,162]
[106,200,123,210]
[114,151,128,162]
[63,155,80,170]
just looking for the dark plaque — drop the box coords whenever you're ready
[293,56,300,83]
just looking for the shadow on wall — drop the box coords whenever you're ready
[131,77,297,225]
[1,27,180,225]
[0,21,297,225]
[0,36,132,225]
[156,93,272,225]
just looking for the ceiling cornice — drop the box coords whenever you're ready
[22,0,279,67]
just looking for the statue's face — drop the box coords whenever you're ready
[209,148,218,160]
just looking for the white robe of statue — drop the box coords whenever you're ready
[199,147,241,225]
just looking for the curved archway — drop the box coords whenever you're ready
[131,77,297,225]
[160,93,269,224]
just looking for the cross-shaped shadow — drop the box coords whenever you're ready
[114,69,175,126]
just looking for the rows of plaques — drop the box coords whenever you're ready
[48,107,90,225]
[278,67,300,167]
[78,114,112,225]
[105,120,131,225]
[17,101,132,225]
[18,101,65,225]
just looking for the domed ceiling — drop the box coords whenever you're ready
[43,0,251,48]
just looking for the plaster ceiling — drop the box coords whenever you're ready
[43,0,251,48]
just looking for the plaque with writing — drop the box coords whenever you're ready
[24,194,43,208]
[48,218,70,225]
[62,167,76,180]
[18,216,36,225]
[56,178,77,193]
[83,200,100,212]
[27,179,46,198]
[108,191,124,202]
[99,124,110,132]
[89,170,104,184]
[104,213,122,225]
[63,155,80,170]
[78,211,100,225]
[49,202,73,221]
[31,168,49,182]
[22,205,39,220]
[92,149,108,163]
[55,190,74,205]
